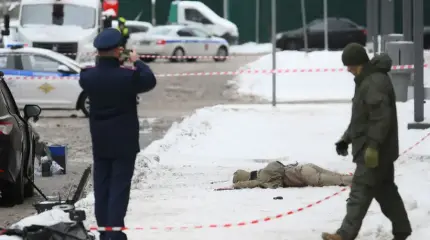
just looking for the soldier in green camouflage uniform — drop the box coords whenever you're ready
[232,161,352,189]
[322,43,412,240]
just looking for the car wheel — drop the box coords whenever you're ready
[214,46,228,62]
[78,92,90,117]
[24,141,35,198]
[170,47,185,63]
[140,57,156,63]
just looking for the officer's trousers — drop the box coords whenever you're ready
[336,162,412,240]
[93,154,136,240]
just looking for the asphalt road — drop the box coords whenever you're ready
[0,55,261,227]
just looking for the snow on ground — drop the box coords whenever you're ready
[232,50,430,102]
[74,101,430,240]
[230,42,274,55]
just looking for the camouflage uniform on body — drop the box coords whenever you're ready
[232,161,352,189]
[322,43,412,240]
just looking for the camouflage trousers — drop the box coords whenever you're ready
[300,163,353,187]
[336,162,412,240]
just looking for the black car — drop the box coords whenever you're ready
[276,17,367,51]
[0,71,41,206]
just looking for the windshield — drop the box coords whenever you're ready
[147,27,173,35]
[52,52,82,70]
[20,4,96,29]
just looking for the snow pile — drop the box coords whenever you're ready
[232,50,430,102]
[230,42,274,55]
[74,102,430,240]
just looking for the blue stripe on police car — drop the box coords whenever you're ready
[1,69,79,78]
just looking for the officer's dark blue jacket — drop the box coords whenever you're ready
[79,57,156,158]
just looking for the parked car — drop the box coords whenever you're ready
[128,25,229,63]
[0,71,41,206]
[0,45,89,116]
[276,17,367,51]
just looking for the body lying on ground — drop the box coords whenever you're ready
[232,161,352,189]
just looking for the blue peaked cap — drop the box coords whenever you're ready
[93,28,122,51]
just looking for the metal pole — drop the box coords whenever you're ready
[300,0,308,51]
[403,0,412,41]
[323,0,328,51]
[372,0,379,53]
[255,0,259,43]
[366,0,373,43]
[271,0,277,106]
[223,0,228,19]
[151,0,156,26]
[413,0,424,122]
[380,0,394,35]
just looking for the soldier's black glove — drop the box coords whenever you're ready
[335,139,348,156]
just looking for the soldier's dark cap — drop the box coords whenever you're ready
[341,43,370,66]
[93,28,122,51]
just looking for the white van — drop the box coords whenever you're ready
[168,1,239,45]
[16,0,102,62]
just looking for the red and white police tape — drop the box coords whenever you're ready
[3,63,429,80]
[88,131,430,232]
[3,52,251,59]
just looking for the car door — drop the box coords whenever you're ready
[306,20,325,49]
[19,54,78,107]
[189,28,213,55]
[0,77,28,173]
[176,28,200,56]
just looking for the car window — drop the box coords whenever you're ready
[184,8,213,24]
[0,54,15,69]
[177,29,195,37]
[308,19,357,31]
[147,27,172,35]
[190,28,209,38]
[0,55,8,68]
[330,20,357,30]
[21,54,62,72]
[0,78,19,114]
[128,26,149,34]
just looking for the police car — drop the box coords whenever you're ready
[0,45,90,116]
[128,25,229,62]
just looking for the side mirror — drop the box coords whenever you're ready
[57,64,72,73]
[23,104,42,122]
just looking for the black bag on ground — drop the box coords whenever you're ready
[1,222,95,240]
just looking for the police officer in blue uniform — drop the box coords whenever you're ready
[79,28,156,240]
